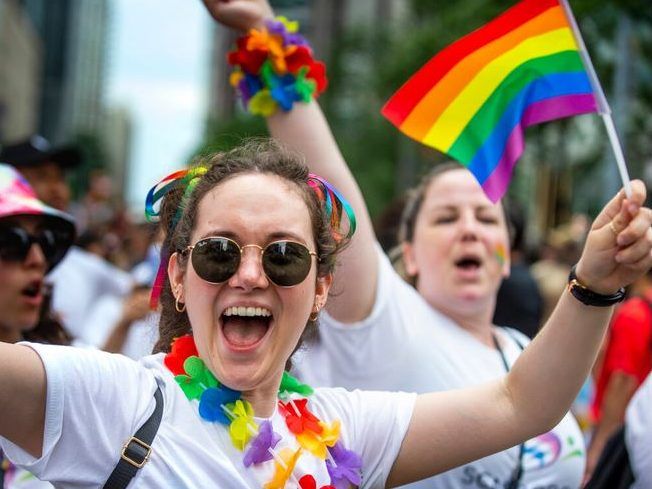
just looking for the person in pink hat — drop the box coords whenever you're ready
[0,163,75,488]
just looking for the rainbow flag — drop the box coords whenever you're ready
[382,0,600,202]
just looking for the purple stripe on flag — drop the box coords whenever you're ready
[522,93,597,126]
[481,94,597,201]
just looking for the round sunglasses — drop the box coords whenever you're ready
[0,225,72,271]
[181,236,318,287]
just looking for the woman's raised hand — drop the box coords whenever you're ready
[576,180,652,295]
[201,0,274,32]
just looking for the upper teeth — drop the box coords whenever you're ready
[223,306,272,317]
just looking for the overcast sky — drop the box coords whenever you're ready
[107,0,211,211]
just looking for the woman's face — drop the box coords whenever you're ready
[402,169,510,312]
[169,173,331,394]
[0,216,48,340]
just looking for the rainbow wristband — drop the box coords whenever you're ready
[228,16,328,116]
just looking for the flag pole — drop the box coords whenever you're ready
[560,0,632,198]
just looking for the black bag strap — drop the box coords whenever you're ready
[585,426,635,489]
[103,386,164,489]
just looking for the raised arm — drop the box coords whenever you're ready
[202,0,379,323]
[388,181,652,485]
[0,342,47,457]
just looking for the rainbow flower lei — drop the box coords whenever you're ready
[164,335,362,488]
[228,16,328,116]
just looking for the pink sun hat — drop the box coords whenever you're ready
[0,163,75,225]
[0,163,76,268]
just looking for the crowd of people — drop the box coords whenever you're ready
[0,0,651,488]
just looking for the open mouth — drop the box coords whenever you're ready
[454,255,482,271]
[21,281,43,300]
[221,306,273,349]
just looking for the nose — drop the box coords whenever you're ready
[24,242,48,271]
[459,211,480,241]
[227,245,269,291]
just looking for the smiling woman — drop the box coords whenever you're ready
[0,136,652,488]
[158,144,339,409]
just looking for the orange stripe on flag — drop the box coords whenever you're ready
[399,5,568,141]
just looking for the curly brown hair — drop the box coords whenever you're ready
[153,139,347,366]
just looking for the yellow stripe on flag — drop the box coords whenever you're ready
[399,5,567,141]
[423,27,578,151]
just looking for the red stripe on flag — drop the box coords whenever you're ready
[381,0,560,127]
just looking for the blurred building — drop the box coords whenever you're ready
[103,106,133,202]
[24,0,110,145]
[0,0,42,142]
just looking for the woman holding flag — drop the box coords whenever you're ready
[0,1,649,487]
[0,136,650,489]
[205,0,633,487]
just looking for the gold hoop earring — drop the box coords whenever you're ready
[309,303,321,322]
[175,296,186,313]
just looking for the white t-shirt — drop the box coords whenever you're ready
[0,343,415,488]
[48,247,133,342]
[626,372,652,489]
[294,248,585,489]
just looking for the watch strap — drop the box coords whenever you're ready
[567,265,626,307]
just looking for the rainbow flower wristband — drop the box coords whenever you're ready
[228,16,328,116]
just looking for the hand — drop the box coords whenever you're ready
[201,0,274,32]
[121,288,151,324]
[576,180,652,294]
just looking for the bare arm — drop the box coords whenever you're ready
[387,182,652,485]
[268,104,379,322]
[389,290,612,486]
[102,288,151,354]
[0,343,47,457]
[199,2,652,482]
[202,0,379,323]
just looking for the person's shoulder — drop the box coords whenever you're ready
[138,352,170,376]
[310,386,415,414]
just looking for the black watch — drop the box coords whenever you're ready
[567,265,626,307]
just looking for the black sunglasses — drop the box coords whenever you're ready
[0,225,72,271]
[181,236,318,287]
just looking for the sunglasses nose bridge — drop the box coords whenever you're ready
[230,243,268,287]
[239,243,264,254]
[24,239,48,268]
[238,244,266,267]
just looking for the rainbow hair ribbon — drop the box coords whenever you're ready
[145,167,208,308]
[307,173,356,242]
[144,168,356,308]
[145,167,208,225]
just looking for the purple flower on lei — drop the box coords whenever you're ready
[243,420,282,467]
[265,19,307,46]
[326,442,362,489]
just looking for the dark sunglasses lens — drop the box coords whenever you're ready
[39,229,65,265]
[0,228,30,262]
[263,242,312,286]
[36,230,54,258]
[192,238,241,283]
